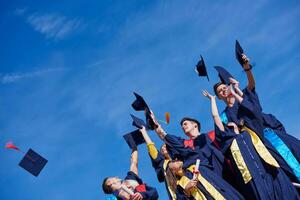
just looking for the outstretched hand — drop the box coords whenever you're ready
[202,90,215,100]
[242,54,251,70]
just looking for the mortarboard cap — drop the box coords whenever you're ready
[130,114,146,129]
[235,40,245,67]
[131,92,149,111]
[145,110,158,130]
[214,66,234,85]
[123,130,145,150]
[195,55,209,81]
[18,148,48,177]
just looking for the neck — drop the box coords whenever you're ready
[226,96,235,107]
[188,130,200,139]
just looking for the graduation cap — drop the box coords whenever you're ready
[123,130,145,150]
[5,142,47,177]
[131,92,149,111]
[130,114,147,129]
[214,66,234,85]
[131,92,157,130]
[19,148,48,177]
[195,55,209,81]
[235,40,253,68]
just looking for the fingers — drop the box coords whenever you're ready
[202,90,208,96]
[132,193,143,200]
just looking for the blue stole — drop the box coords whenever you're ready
[264,128,300,181]
[220,112,228,124]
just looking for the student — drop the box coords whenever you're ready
[203,89,300,200]
[102,147,158,200]
[213,54,300,183]
[149,112,245,199]
[139,126,178,200]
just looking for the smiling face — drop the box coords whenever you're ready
[105,177,122,192]
[216,83,229,100]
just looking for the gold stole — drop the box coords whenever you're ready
[242,126,279,168]
[163,160,177,200]
[229,126,280,184]
[177,165,226,200]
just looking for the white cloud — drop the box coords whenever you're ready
[1,68,66,84]
[26,13,81,40]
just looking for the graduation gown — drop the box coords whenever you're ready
[221,87,300,183]
[119,171,159,200]
[147,143,178,200]
[217,125,300,200]
[164,134,245,200]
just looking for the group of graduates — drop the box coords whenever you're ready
[101,41,300,200]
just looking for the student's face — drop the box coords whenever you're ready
[160,144,169,158]
[106,177,122,191]
[182,120,197,136]
[169,160,183,174]
[216,84,229,100]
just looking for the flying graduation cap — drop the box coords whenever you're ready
[235,40,253,68]
[131,92,149,111]
[131,92,157,130]
[123,130,145,150]
[130,114,147,129]
[214,66,234,85]
[5,141,48,177]
[195,55,209,81]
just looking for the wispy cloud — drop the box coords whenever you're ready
[27,13,82,40]
[14,9,82,40]
[0,67,66,84]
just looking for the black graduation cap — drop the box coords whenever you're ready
[123,130,145,150]
[18,148,48,177]
[131,92,149,111]
[195,55,209,81]
[235,40,253,68]
[130,114,147,129]
[145,110,158,130]
[214,66,234,85]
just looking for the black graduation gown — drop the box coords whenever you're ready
[164,134,245,200]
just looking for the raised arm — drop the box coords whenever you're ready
[130,150,138,176]
[203,90,224,131]
[149,110,167,140]
[242,54,255,90]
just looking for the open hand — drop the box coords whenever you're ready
[202,90,215,100]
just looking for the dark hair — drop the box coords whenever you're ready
[213,82,223,96]
[180,117,201,132]
[102,177,113,194]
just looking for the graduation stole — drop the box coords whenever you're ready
[230,139,252,183]
[177,165,225,200]
[242,126,279,168]
[147,143,177,200]
[163,160,177,200]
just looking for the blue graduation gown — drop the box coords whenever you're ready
[164,134,245,200]
[175,161,245,200]
[148,146,180,200]
[221,87,300,182]
[217,126,299,200]
[164,133,225,176]
[221,87,300,196]
[123,171,159,200]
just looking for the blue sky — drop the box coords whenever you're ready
[0,0,300,199]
